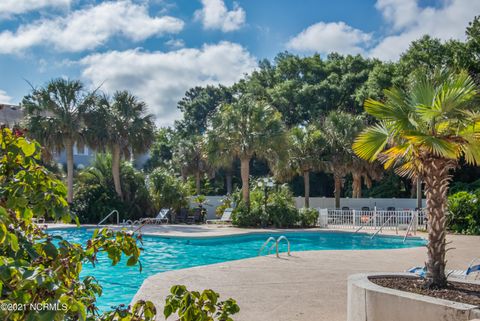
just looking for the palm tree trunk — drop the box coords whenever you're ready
[112,144,123,199]
[226,170,233,195]
[423,158,454,288]
[65,138,74,203]
[303,170,310,208]
[195,171,201,195]
[334,173,342,209]
[416,177,422,209]
[352,172,362,198]
[240,157,250,207]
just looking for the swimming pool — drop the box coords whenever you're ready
[48,228,425,311]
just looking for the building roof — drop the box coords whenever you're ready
[0,104,24,126]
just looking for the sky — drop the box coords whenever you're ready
[0,0,479,125]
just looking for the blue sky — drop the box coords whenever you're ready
[0,0,478,125]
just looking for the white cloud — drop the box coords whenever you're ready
[80,42,257,125]
[194,0,245,32]
[0,1,184,54]
[370,0,480,60]
[287,21,372,55]
[165,38,186,49]
[0,0,71,17]
[0,90,12,104]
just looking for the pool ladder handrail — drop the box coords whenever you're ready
[258,236,291,258]
[97,210,119,226]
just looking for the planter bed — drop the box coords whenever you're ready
[348,273,480,321]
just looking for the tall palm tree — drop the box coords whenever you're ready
[206,95,286,207]
[85,91,155,199]
[173,134,211,195]
[322,111,365,208]
[353,70,480,288]
[22,78,95,203]
[276,124,325,208]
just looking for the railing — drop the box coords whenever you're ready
[275,236,291,258]
[97,210,119,226]
[258,237,276,256]
[258,236,291,258]
[321,208,425,234]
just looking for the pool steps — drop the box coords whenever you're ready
[258,236,291,258]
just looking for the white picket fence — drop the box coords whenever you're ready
[318,208,426,233]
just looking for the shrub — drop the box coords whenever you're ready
[232,179,298,228]
[149,167,189,212]
[164,285,240,321]
[298,207,319,227]
[72,154,154,223]
[447,190,480,234]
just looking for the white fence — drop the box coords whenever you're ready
[196,196,426,220]
[318,208,426,232]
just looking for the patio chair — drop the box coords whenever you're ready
[139,208,170,225]
[387,206,395,211]
[175,208,188,224]
[186,208,202,224]
[361,206,370,211]
[408,258,480,279]
[206,208,233,224]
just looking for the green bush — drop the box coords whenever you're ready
[72,154,154,223]
[298,207,319,227]
[447,190,480,234]
[149,167,189,212]
[232,179,299,228]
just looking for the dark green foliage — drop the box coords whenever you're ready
[447,191,480,235]
[149,167,189,212]
[72,154,154,223]
[143,128,175,172]
[0,128,157,320]
[298,208,319,227]
[232,181,299,228]
[164,285,240,321]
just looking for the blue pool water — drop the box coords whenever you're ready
[48,228,425,311]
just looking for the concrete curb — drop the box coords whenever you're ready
[347,273,480,321]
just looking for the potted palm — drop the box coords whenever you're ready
[349,70,480,321]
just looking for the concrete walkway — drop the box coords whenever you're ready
[132,233,480,321]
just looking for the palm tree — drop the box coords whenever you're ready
[353,70,480,288]
[173,134,211,195]
[322,111,365,208]
[206,95,286,207]
[85,91,155,199]
[276,124,325,207]
[22,78,95,203]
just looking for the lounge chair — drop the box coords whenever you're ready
[206,208,233,224]
[140,208,170,224]
[408,258,480,279]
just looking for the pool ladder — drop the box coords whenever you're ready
[258,236,291,258]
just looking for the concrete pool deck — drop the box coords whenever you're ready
[46,224,480,320]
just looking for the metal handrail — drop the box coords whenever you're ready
[97,210,119,226]
[258,237,276,256]
[355,215,375,233]
[275,236,291,258]
[403,211,416,243]
[370,215,395,239]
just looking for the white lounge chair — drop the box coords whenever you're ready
[408,258,480,280]
[206,208,233,224]
[140,208,170,225]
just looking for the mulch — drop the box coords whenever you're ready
[369,276,480,306]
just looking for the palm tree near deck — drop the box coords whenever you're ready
[22,78,95,203]
[173,135,211,195]
[276,124,325,208]
[353,70,480,288]
[206,95,286,207]
[85,91,155,199]
[322,111,365,208]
